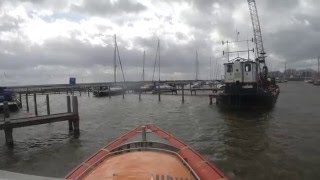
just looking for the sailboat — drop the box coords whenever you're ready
[314,56,320,85]
[134,51,154,93]
[93,34,126,97]
[151,40,177,94]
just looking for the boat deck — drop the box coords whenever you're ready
[84,151,194,180]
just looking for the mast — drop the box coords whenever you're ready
[113,34,117,84]
[284,62,287,79]
[210,56,212,81]
[158,39,160,82]
[318,56,320,78]
[195,50,199,81]
[142,51,145,82]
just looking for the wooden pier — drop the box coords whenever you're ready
[0,95,79,147]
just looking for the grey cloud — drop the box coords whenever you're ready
[71,0,146,16]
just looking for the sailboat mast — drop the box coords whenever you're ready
[113,34,117,84]
[158,40,160,82]
[318,56,320,78]
[195,50,199,80]
[142,51,145,82]
[210,56,212,81]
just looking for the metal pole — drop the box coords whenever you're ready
[46,94,50,115]
[26,93,29,112]
[182,85,185,103]
[33,93,38,116]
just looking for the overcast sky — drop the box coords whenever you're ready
[1,0,320,85]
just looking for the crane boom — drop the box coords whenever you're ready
[247,0,266,64]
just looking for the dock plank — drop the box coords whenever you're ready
[0,113,78,130]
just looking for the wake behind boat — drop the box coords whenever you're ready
[65,125,226,180]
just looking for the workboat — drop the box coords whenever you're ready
[216,57,279,109]
[93,86,125,97]
[65,125,225,180]
[216,0,280,109]
[0,87,21,112]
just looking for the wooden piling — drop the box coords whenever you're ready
[72,96,79,135]
[67,96,73,131]
[19,93,22,106]
[4,128,13,147]
[158,86,161,102]
[142,126,147,141]
[182,86,185,103]
[3,101,10,119]
[122,86,125,99]
[33,93,38,116]
[46,94,50,115]
[26,93,29,112]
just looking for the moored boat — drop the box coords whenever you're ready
[65,125,226,180]
[152,84,177,94]
[93,86,125,97]
[0,87,21,112]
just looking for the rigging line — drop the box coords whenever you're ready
[152,40,159,82]
[113,35,117,84]
[115,38,126,83]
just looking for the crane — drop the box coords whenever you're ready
[247,0,268,80]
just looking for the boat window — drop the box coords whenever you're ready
[227,65,233,73]
[245,64,251,72]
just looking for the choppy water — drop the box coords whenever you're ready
[0,82,319,179]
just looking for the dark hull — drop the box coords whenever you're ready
[93,90,124,97]
[0,100,22,112]
[216,92,279,109]
[216,83,280,109]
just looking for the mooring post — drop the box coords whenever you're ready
[26,93,29,112]
[33,93,38,116]
[182,85,185,103]
[141,126,147,141]
[122,86,125,99]
[158,85,161,102]
[72,96,80,135]
[19,93,22,106]
[108,86,111,98]
[4,128,13,147]
[66,96,73,131]
[46,94,50,115]
[3,101,10,119]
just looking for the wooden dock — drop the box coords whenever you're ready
[0,95,79,147]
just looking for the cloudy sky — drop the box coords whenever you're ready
[0,0,319,85]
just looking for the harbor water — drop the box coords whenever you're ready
[0,82,319,179]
